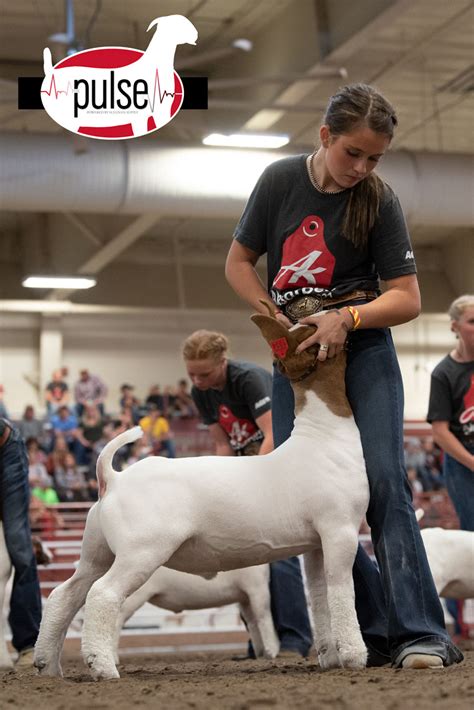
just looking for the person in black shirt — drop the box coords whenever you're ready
[428,295,474,529]
[226,83,462,669]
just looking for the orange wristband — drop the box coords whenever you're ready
[345,305,361,330]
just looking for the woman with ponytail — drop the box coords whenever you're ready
[225,83,463,669]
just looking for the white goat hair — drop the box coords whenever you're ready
[34,314,370,681]
[113,565,278,661]
[416,510,474,599]
[0,522,13,669]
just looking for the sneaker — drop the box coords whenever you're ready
[15,648,35,669]
[402,653,443,670]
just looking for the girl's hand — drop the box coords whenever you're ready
[275,311,293,328]
[295,309,352,361]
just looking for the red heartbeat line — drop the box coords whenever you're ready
[150,67,180,110]
[40,68,181,110]
[41,74,74,98]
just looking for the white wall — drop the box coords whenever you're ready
[0,309,455,420]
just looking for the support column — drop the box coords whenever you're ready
[39,315,63,402]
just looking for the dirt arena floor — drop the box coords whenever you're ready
[1,648,473,710]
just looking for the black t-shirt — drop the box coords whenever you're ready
[192,360,272,451]
[46,380,68,402]
[233,154,416,309]
[427,355,474,446]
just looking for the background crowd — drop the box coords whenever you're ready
[0,369,199,506]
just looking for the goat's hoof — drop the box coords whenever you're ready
[318,647,339,671]
[33,654,62,677]
[337,645,367,670]
[0,659,14,671]
[86,654,120,681]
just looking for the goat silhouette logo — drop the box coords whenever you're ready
[40,15,198,139]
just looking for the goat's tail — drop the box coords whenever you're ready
[415,508,425,522]
[43,48,53,75]
[97,426,143,498]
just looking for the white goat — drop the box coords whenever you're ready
[113,565,278,661]
[416,510,474,599]
[0,522,13,669]
[42,15,197,135]
[34,314,369,681]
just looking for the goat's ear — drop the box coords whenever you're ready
[251,314,293,355]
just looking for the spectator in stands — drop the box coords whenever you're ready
[76,403,105,464]
[407,466,423,494]
[145,384,164,412]
[53,452,90,502]
[163,385,177,418]
[18,405,44,442]
[182,329,312,660]
[0,418,42,666]
[119,384,142,424]
[139,404,176,458]
[50,405,81,455]
[428,294,474,530]
[172,378,198,418]
[74,369,108,418]
[46,434,68,476]
[44,369,70,415]
[417,438,444,492]
[29,495,64,537]
[0,384,9,418]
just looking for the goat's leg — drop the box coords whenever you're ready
[320,526,367,670]
[240,594,279,659]
[82,545,178,681]
[34,505,114,678]
[112,580,155,665]
[0,524,13,669]
[303,548,339,670]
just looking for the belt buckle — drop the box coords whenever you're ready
[285,295,323,323]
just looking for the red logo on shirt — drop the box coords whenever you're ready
[459,374,474,424]
[272,215,336,290]
[218,404,258,448]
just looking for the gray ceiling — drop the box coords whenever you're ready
[0,0,472,313]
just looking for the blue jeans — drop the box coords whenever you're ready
[272,328,463,667]
[0,427,42,652]
[443,447,474,531]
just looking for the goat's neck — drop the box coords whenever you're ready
[291,354,353,435]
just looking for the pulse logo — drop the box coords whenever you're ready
[40,15,198,140]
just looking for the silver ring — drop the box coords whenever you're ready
[319,344,329,352]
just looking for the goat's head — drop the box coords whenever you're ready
[147,15,198,46]
[251,305,319,382]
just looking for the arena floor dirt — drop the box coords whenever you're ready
[1,649,473,710]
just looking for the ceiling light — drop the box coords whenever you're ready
[202,133,289,149]
[22,276,97,289]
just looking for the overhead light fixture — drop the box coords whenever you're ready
[22,276,97,289]
[202,133,290,149]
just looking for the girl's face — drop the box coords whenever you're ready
[321,124,390,189]
[452,305,474,349]
[185,357,226,391]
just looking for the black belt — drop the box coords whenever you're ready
[283,290,378,324]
